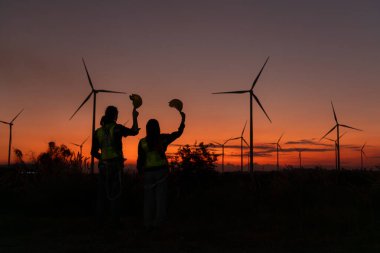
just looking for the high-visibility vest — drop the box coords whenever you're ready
[140,138,168,168]
[96,123,122,160]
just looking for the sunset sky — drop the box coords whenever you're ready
[1,0,379,170]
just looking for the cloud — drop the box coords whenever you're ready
[169,137,373,156]
[285,139,332,147]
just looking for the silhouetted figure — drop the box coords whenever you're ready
[92,105,139,227]
[137,112,185,228]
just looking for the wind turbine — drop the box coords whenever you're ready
[230,121,249,172]
[321,101,362,171]
[0,109,24,167]
[269,133,284,170]
[212,138,233,173]
[323,132,346,170]
[70,58,126,173]
[213,57,272,174]
[298,149,303,169]
[360,142,367,171]
[71,136,89,158]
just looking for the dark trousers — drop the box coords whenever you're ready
[144,167,169,228]
[96,159,124,225]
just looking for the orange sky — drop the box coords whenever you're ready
[1,1,380,170]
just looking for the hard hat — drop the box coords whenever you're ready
[169,99,183,112]
[129,94,142,108]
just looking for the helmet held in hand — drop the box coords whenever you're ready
[169,99,183,112]
[130,94,142,108]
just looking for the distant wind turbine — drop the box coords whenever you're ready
[270,133,284,170]
[69,58,126,173]
[230,121,249,172]
[323,132,346,170]
[0,109,24,167]
[360,143,367,171]
[298,150,303,169]
[71,136,89,158]
[212,138,233,173]
[213,57,272,174]
[321,101,362,170]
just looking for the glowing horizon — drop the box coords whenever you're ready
[1,1,379,169]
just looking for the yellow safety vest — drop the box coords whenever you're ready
[96,123,122,160]
[140,138,168,168]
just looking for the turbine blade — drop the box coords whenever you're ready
[224,138,234,145]
[69,92,93,120]
[241,121,247,137]
[212,90,249,94]
[278,144,282,150]
[230,137,241,141]
[242,138,249,147]
[11,109,24,123]
[97,89,126,94]
[71,143,80,147]
[339,132,347,139]
[250,57,269,90]
[331,101,338,124]
[81,136,89,145]
[340,124,362,131]
[320,125,337,140]
[82,58,95,91]
[278,133,284,143]
[252,93,272,123]
[324,137,335,142]
[211,141,222,146]
[0,120,9,125]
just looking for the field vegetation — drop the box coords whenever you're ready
[0,142,380,252]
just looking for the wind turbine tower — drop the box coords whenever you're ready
[230,121,249,172]
[0,109,23,167]
[270,133,284,170]
[298,150,303,169]
[324,132,346,170]
[213,57,272,174]
[212,138,233,173]
[360,143,367,171]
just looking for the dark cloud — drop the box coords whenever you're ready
[285,139,332,147]
[170,137,372,157]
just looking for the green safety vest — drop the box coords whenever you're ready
[96,123,122,160]
[140,138,168,168]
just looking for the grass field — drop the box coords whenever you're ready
[1,169,380,252]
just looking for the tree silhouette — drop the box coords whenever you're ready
[37,142,85,174]
[169,142,218,172]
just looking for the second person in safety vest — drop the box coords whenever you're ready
[137,111,185,228]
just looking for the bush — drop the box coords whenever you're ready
[36,142,88,174]
[169,142,218,173]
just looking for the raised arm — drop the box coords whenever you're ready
[164,112,186,146]
[131,107,139,133]
[119,107,140,137]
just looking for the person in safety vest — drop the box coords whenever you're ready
[137,111,185,228]
[91,105,140,228]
